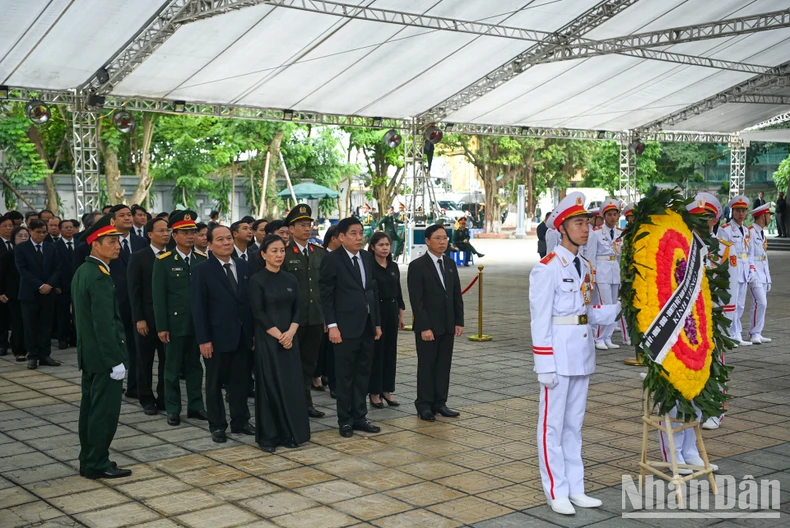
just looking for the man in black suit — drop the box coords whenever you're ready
[127,217,170,415]
[54,219,78,349]
[44,216,61,244]
[753,191,766,208]
[191,225,254,443]
[0,215,14,355]
[407,223,464,421]
[131,204,148,240]
[537,212,550,258]
[319,217,382,438]
[15,219,61,369]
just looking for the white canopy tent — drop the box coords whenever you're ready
[3,0,790,212]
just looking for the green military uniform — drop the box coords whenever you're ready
[72,215,128,478]
[152,210,206,417]
[452,220,482,265]
[377,213,404,259]
[284,204,326,414]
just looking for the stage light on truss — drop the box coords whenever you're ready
[283,109,295,121]
[95,67,110,85]
[520,126,531,136]
[383,129,402,149]
[629,139,645,156]
[87,94,106,108]
[112,110,136,134]
[424,125,443,144]
[444,123,455,133]
[173,100,186,113]
[372,117,383,128]
[25,100,50,125]
[0,86,8,99]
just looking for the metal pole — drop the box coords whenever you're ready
[71,99,101,214]
[728,138,747,199]
[515,184,526,238]
[468,265,492,342]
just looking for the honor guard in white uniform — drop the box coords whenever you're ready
[717,196,755,347]
[659,193,726,457]
[747,203,772,344]
[584,199,624,350]
[529,192,619,516]
[546,226,561,255]
[622,203,635,224]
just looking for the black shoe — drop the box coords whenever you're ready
[311,384,326,392]
[478,253,485,258]
[187,409,208,421]
[16,355,26,362]
[282,439,299,449]
[167,414,180,426]
[58,341,68,350]
[382,395,400,407]
[39,356,61,367]
[433,406,460,418]
[85,466,132,480]
[231,423,255,435]
[369,396,384,409]
[330,390,337,399]
[307,407,325,418]
[211,430,227,443]
[352,421,381,434]
[339,425,353,438]
[26,359,37,370]
[259,445,275,453]
[142,404,158,416]
[418,410,436,421]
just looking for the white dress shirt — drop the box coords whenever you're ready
[218,256,238,282]
[428,251,446,289]
[176,247,193,265]
[345,247,365,287]
[234,245,249,261]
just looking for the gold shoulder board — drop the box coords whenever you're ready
[157,251,172,260]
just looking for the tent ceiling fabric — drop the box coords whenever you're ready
[2,0,790,135]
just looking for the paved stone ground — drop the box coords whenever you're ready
[1,238,788,527]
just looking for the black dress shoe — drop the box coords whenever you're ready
[39,356,61,367]
[26,359,37,370]
[433,406,460,418]
[352,421,381,433]
[58,341,68,350]
[382,395,400,407]
[16,355,26,362]
[212,430,227,443]
[259,444,275,453]
[231,423,255,435]
[142,404,158,416]
[187,409,208,421]
[311,384,326,392]
[167,413,180,426]
[418,410,436,421]
[282,439,299,449]
[330,390,337,399]
[339,425,353,438]
[307,407,325,418]
[369,396,384,409]
[85,466,132,480]
[478,253,485,258]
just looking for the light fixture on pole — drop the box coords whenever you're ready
[424,125,443,144]
[282,109,295,121]
[629,139,645,156]
[444,122,455,133]
[372,117,382,128]
[383,129,402,149]
[0,86,8,99]
[173,100,186,113]
[25,100,50,125]
[112,110,136,134]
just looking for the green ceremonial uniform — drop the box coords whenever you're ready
[74,257,127,477]
[377,214,404,259]
[152,248,207,415]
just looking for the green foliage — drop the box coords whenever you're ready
[772,154,790,193]
[0,104,52,208]
[619,189,733,423]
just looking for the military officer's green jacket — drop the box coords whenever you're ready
[377,214,402,240]
[152,249,207,337]
[72,256,128,374]
[283,240,325,326]
[453,226,470,245]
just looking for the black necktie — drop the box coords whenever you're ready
[610,229,614,240]
[224,263,238,295]
[35,244,42,255]
[122,239,130,257]
[303,248,309,258]
[573,256,581,278]
[138,229,143,237]
[184,255,190,268]
[352,255,363,285]
[5,241,10,251]
[739,225,744,237]
[66,241,73,253]
[437,257,446,287]
[157,250,164,256]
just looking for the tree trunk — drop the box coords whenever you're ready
[130,114,156,206]
[26,124,61,213]
[482,166,502,234]
[262,129,285,218]
[373,166,404,214]
[104,148,124,204]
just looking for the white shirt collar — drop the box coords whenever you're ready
[150,244,166,256]
[295,241,307,253]
[428,251,443,265]
[344,247,359,259]
[176,247,192,261]
[234,245,247,258]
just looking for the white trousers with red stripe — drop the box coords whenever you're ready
[724,281,748,339]
[748,281,767,338]
[595,284,618,344]
[537,375,589,501]
[658,403,701,464]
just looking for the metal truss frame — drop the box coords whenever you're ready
[71,101,101,214]
[728,138,747,199]
[741,110,790,131]
[619,133,637,204]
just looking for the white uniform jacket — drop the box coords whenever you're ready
[529,245,619,376]
[717,222,755,283]
[584,225,623,285]
[546,228,560,255]
[748,224,771,285]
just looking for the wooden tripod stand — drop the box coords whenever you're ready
[639,393,718,509]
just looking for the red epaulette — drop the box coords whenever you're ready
[721,223,730,229]
[592,226,602,231]
[540,252,556,265]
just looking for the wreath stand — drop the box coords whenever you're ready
[639,392,718,509]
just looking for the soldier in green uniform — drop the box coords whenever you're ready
[73,214,132,479]
[452,217,484,266]
[284,204,327,418]
[152,210,208,426]
[377,206,404,260]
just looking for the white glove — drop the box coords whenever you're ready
[537,373,559,389]
[110,363,127,381]
[767,282,772,292]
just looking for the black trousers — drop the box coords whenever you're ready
[415,331,455,412]
[0,300,9,350]
[333,320,374,427]
[456,242,480,263]
[7,299,25,357]
[369,298,399,395]
[319,334,336,391]
[121,314,138,396]
[205,342,251,432]
[21,298,54,360]
[296,324,323,407]
[776,213,787,237]
[134,325,165,408]
[55,292,75,345]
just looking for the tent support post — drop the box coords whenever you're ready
[729,138,747,199]
[72,100,101,215]
[619,132,637,204]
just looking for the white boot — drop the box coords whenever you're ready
[605,340,620,349]
[737,339,752,347]
[595,342,608,350]
[548,497,576,515]
[750,335,762,345]
[702,416,721,430]
[569,494,603,508]
[685,456,718,472]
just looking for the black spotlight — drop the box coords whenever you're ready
[112,110,136,134]
[174,100,186,113]
[282,109,294,121]
[372,116,383,128]
[95,67,110,85]
[25,100,50,125]
[383,129,402,149]
[87,94,106,108]
[629,139,645,156]
[0,85,8,99]
[444,122,454,132]
[424,125,443,144]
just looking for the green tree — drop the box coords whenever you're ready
[773,154,790,193]
[346,128,404,213]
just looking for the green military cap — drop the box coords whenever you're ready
[83,213,121,245]
[286,204,313,225]
[169,209,198,230]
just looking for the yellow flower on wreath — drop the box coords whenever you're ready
[631,209,714,400]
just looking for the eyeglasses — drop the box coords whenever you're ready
[430,236,449,241]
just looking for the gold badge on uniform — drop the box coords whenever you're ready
[576,197,583,206]
[299,206,306,213]
[109,218,115,226]
[184,213,192,220]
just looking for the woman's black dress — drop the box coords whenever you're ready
[248,268,310,449]
[368,259,405,395]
